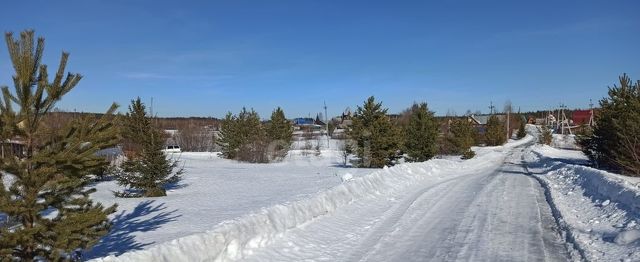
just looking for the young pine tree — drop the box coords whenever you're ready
[218,112,241,159]
[217,108,268,163]
[116,98,183,197]
[0,30,118,260]
[340,139,354,166]
[583,74,640,175]
[485,115,506,146]
[265,107,293,160]
[516,118,527,139]
[403,102,439,162]
[349,96,401,168]
[449,119,477,159]
[539,125,553,145]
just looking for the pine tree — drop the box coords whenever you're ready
[0,30,118,260]
[217,108,268,163]
[539,125,553,145]
[485,115,506,146]
[448,118,476,159]
[349,96,401,168]
[516,118,527,139]
[581,74,640,175]
[265,107,293,160]
[116,98,183,197]
[218,112,240,159]
[403,103,439,162]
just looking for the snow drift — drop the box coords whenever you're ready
[93,138,528,261]
[525,145,640,261]
[530,146,640,216]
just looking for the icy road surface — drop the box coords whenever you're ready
[246,145,569,261]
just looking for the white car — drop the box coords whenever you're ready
[162,145,181,153]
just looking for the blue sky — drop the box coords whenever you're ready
[0,0,639,118]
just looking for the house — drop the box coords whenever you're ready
[469,114,506,134]
[571,110,594,126]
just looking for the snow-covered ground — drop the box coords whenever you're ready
[524,144,640,261]
[85,144,373,259]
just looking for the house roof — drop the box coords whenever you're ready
[292,118,315,126]
[470,114,506,125]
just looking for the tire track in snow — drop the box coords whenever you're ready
[349,173,470,261]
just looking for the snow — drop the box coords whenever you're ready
[91,154,485,261]
[341,172,353,182]
[615,230,640,245]
[552,134,580,150]
[85,145,373,259]
[523,128,640,261]
[243,136,568,261]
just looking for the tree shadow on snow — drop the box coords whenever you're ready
[84,200,181,259]
[164,180,188,191]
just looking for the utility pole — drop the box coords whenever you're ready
[488,101,495,115]
[559,103,564,134]
[324,101,329,148]
[506,107,510,141]
[557,104,561,132]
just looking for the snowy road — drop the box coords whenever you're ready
[246,145,569,261]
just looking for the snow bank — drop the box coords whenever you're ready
[531,146,640,214]
[552,134,580,150]
[93,139,515,261]
[340,173,353,182]
[525,145,640,261]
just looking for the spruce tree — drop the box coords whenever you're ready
[0,30,118,260]
[485,115,506,146]
[581,74,640,175]
[516,119,527,139]
[449,118,476,159]
[116,98,183,197]
[403,102,439,162]
[265,107,293,160]
[349,96,401,168]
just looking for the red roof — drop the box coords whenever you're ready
[572,110,592,125]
